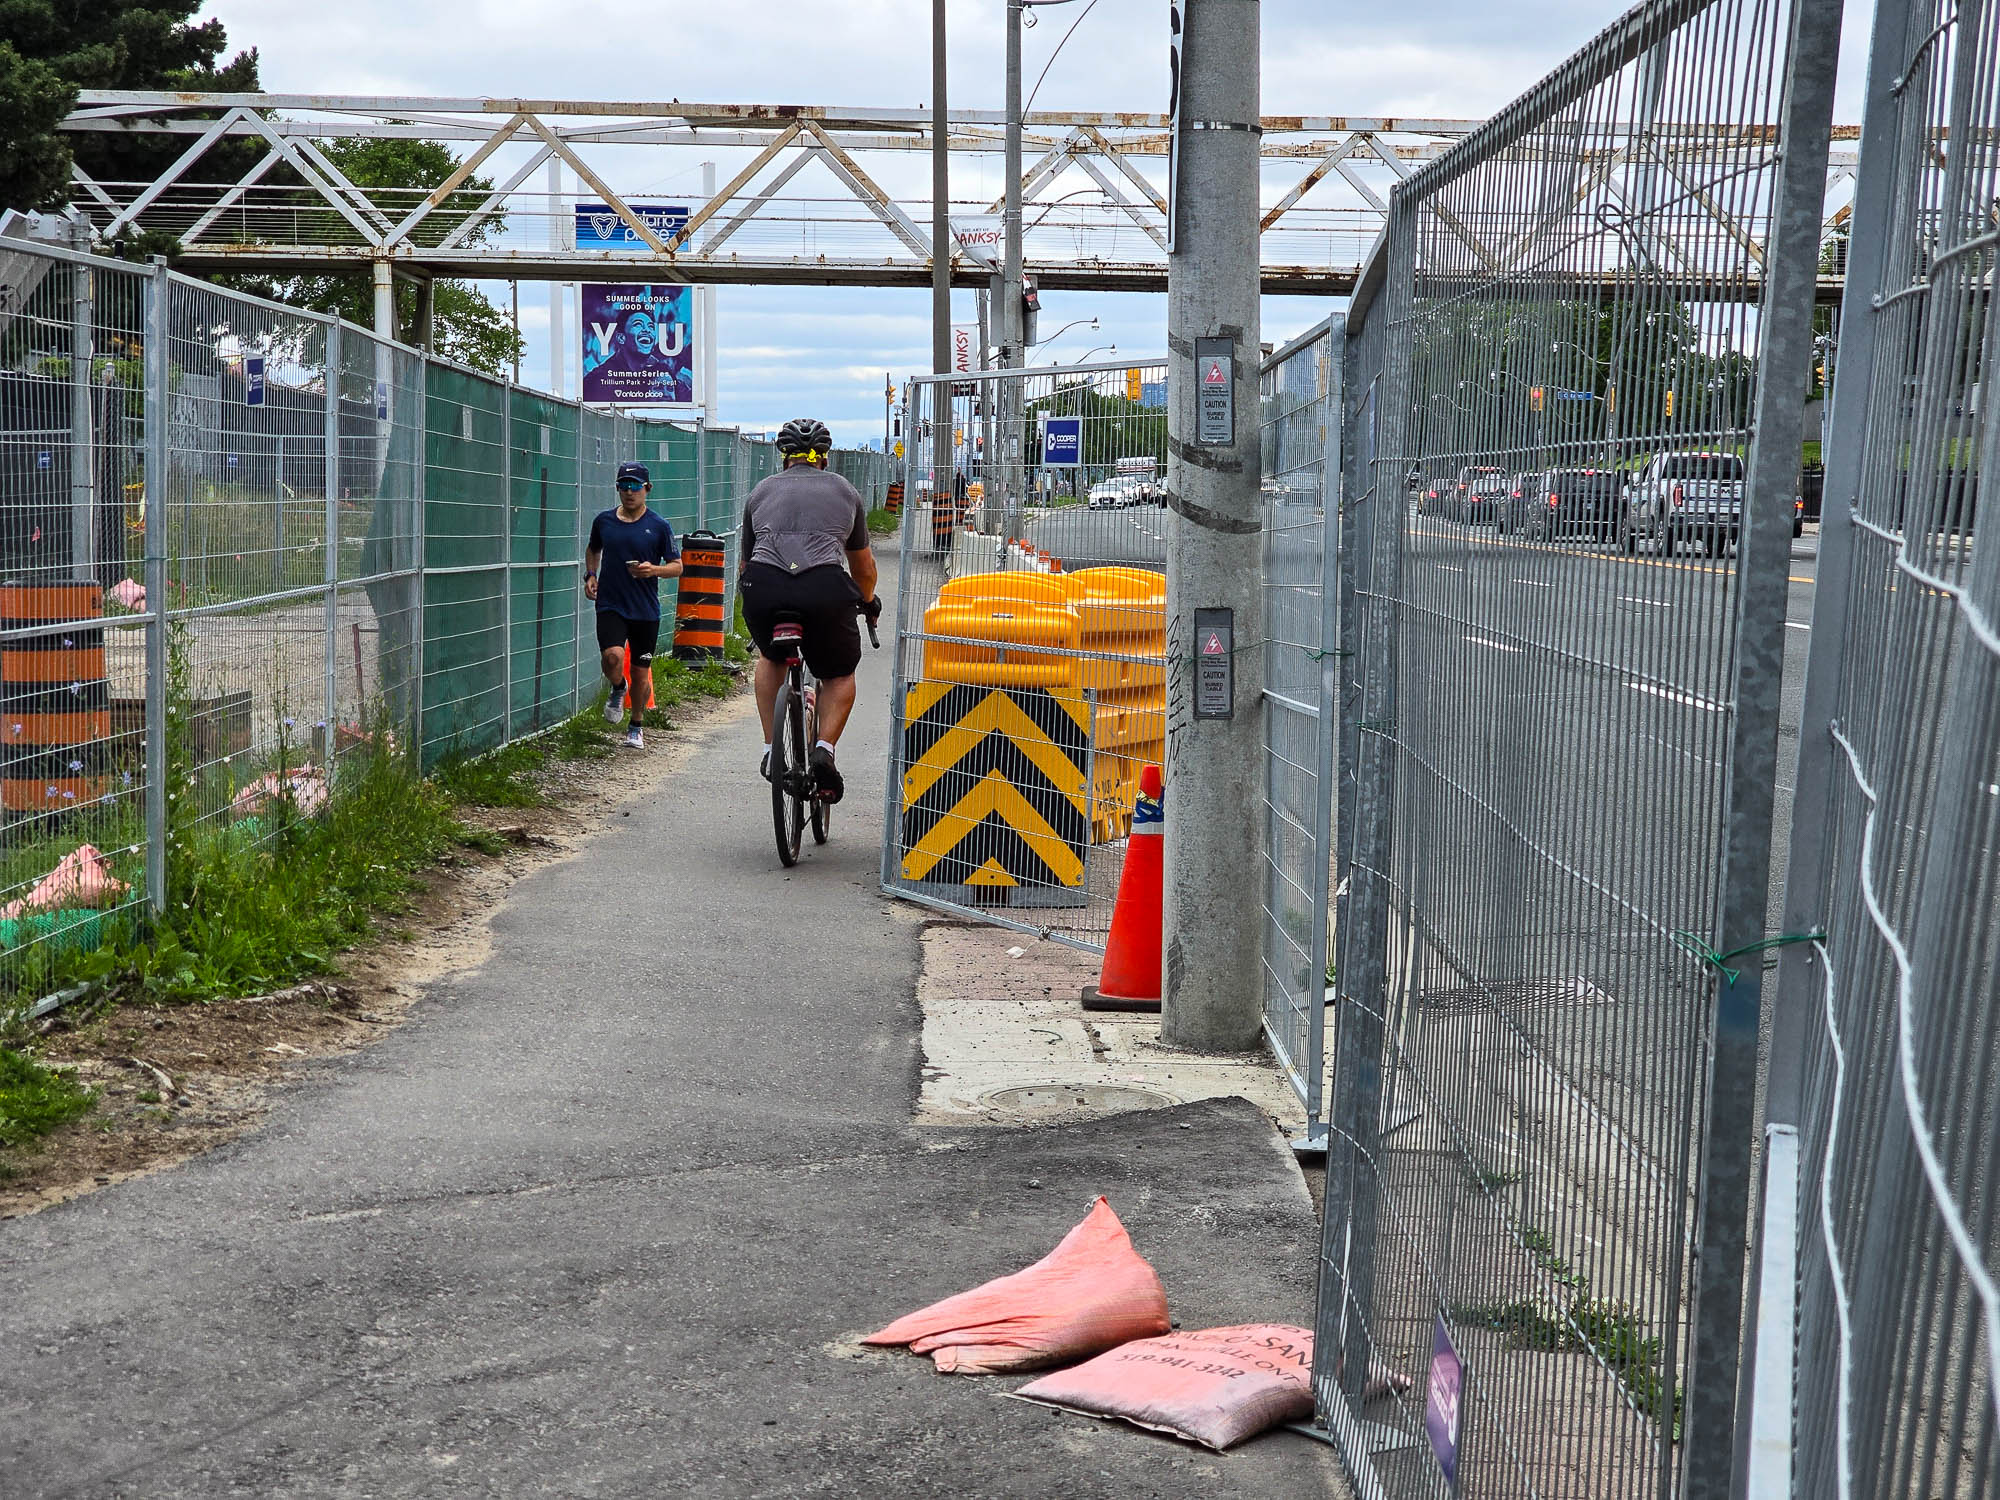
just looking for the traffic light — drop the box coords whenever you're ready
[1021,275,1040,348]
[1126,368,1143,401]
[1529,386,1545,412]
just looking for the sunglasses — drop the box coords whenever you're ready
[616,480,645,492]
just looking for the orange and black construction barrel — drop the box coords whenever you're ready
[886,481,904,516]
[671,530,728,660]
[930,488,957,553]
[0,582,110,815]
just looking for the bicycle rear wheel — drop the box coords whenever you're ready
[770,673,806,866]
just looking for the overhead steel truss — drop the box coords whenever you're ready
[61,93,1859,295]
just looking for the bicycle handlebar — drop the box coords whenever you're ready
[861,599,881,650]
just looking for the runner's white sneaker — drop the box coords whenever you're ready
[604,686,626,723]
[624,726,644,750]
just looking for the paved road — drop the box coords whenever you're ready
[1023,505,1168,570]
[0,543,1339,1500]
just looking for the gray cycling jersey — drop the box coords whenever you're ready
[740,465,870,574]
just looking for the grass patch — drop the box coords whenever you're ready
[0,1045,96,1150]
[866,505,900,535]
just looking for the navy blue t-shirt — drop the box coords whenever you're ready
[588,507,680,621]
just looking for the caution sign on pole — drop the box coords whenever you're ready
[898,682,1090,900]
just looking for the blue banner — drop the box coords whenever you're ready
[581,284,694,406]
[1043,416,1082,466]
[245,354,265,407]
[574,203,689,249]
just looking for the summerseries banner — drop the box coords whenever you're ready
[581,284,695,406]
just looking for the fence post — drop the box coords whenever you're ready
[324,318,342,761]
[1320,197,1409,1416]
[1302,321,1344,1153]
[142,262,169,918]
[69,237,96,584]
[502,379,514,741]
[1679,0,1846,1489]
[695,416,708,534]
[412,353,427,757]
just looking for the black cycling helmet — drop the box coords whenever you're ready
[776,417,832,456]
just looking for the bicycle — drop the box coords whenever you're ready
[767,600,880,867]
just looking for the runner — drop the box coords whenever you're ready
[584,461,683,748]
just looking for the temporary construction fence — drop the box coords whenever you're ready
[1309,0,1841,1491]
[0,234,892,992]
[1751,0,2000,1494]
[881,359,1171,952]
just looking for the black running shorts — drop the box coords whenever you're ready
[596,612,661,659]
[738,562,863,681]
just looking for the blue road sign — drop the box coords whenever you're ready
[1553,389,1597,401]
[245,354,266,407]
[1042,416,1083,466]
[575,203,690,249]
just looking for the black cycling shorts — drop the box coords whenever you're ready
[596,612,661,659]
[738,562,863,681]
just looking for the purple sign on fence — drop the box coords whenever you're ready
[1425,1313,1464,1490]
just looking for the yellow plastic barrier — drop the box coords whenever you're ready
[921,599,1082,689]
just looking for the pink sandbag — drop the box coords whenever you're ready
[863,1196,1170,1375]
[1013,1323,1315,1450]
[107,578,146,610]
[0,844,128,920]
[231,765,328,819]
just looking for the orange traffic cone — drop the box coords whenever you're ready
[1084,764,1164,1012]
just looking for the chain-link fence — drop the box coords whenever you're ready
[0,236,841,994]
[882,360,1170,951]
[1751,0,2000,1492]
[1311,0,1842,1490]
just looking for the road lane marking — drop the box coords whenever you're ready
[1787,621,1811,631]
[1628,681,1727,712]
[1622,596,1672,606]
[1514,579,1555,588]
[1409,521,1818,586]
[1466,634,1522,653]
[1438,564,1466,573]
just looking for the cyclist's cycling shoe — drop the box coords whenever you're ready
[811,745,844,803]
[759,749,772,782]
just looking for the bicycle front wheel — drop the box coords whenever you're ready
[770,674,806,867]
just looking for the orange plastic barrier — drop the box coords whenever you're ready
[863,1196,1170,1374]
[920,597,1082,690]
[1013,1324,1316,1450]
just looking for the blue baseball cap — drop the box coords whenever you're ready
[616,461,650,486]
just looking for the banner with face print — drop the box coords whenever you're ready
[581,284,695,406]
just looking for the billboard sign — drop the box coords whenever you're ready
[575,203,689,249]
[1042,416,1082,466]
[244,354,266,407]
[582,284,695,405]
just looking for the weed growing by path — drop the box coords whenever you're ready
[0,1046,95,1154]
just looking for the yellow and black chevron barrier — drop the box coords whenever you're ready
[898,681,1090,899]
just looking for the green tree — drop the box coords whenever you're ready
[0,0,260,212]
[223,138,525,377]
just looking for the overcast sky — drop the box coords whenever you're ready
[202,0,1870,445]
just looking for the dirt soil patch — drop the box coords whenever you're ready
[0,684,751,1220]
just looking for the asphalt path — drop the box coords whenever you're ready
[0,542,1338,1500]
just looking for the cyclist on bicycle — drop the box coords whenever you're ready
[739,417,881,803]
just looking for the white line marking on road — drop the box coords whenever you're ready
[1466,635,1523,653]
[1646,731,1722,767]
[1628,681,1728,712]
[1787,621,1810,631]
[1438,564,1466,573]
[1514,579,1555,588]
[1622,596,1672,607]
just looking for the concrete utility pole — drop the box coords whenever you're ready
[1162,0,1264,1051]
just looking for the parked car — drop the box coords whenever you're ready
[1620,451,1746,555]
[1087,476,1145,509]
[1510,468,1623,541]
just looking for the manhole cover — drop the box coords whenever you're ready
[981,1083,1175,1116]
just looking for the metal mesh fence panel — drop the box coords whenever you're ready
[420,363,508,765]
[0,241,151,973]
[635,418,700,537]
[1765,0,2000,1492]
[1259,322,1340,1144]
[883,360,1169,951]
[1313,0,1841,1491]
[506,389,579,736]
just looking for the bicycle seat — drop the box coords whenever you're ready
[769,611,806,655]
